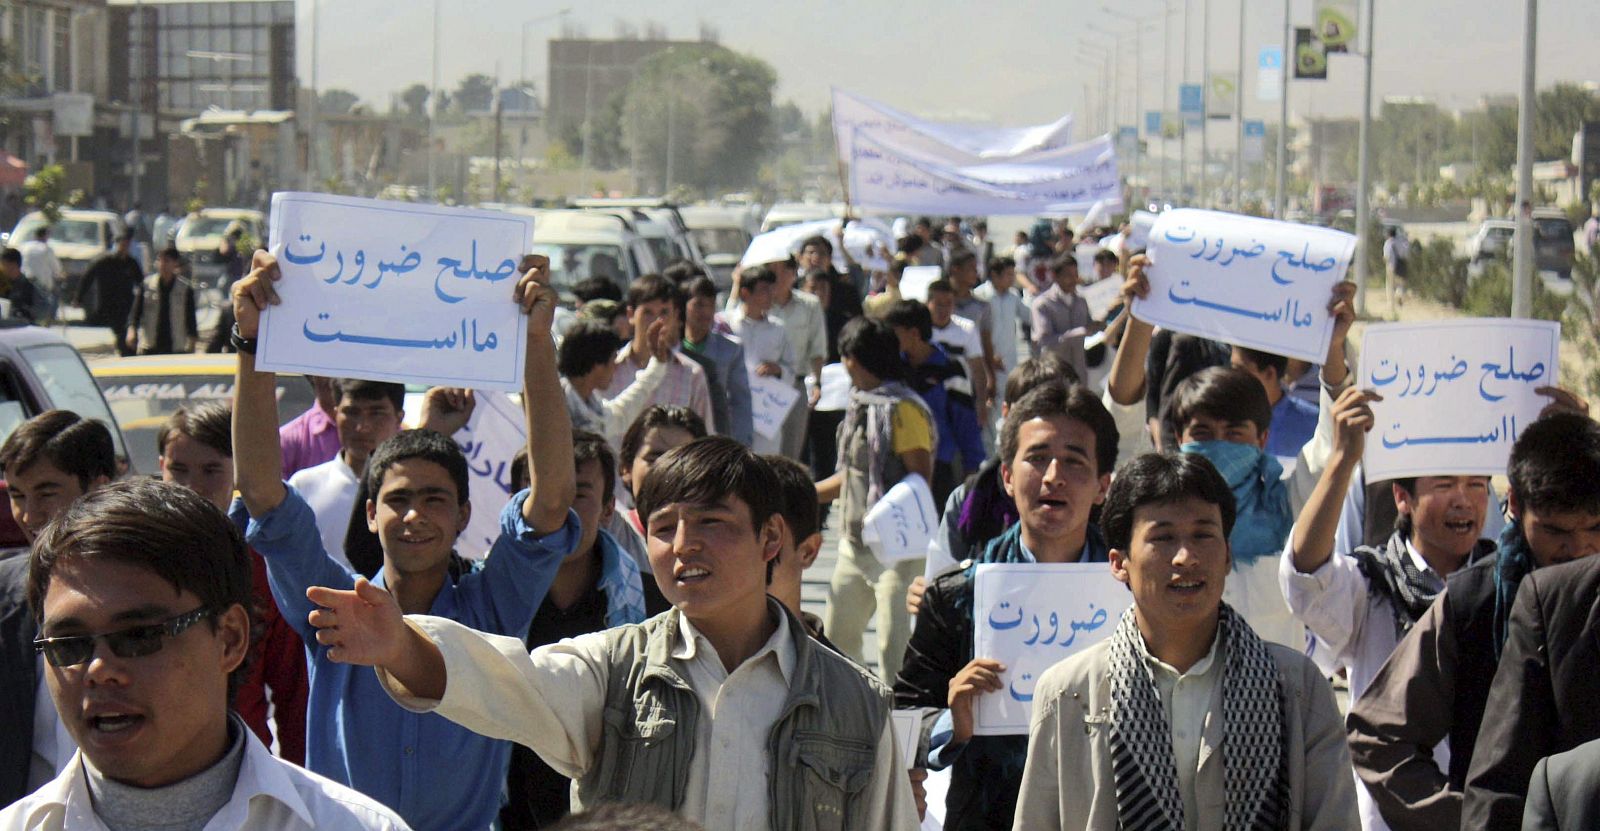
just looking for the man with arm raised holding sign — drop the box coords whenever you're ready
[229,251,580,830]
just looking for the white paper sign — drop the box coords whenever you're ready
[899,266,942,303]
[259,193,534,390]
[1078,276,1123,321]
[861,473,937,563]
[1359,319,1561,480]
[448,391,529,560]
[807,362,851,412]
[748,374,801,440]
[890,710,922,771]
[1133,208,1354,363]
[973,563,1131,735]
[832,87,1075,167]
[737,217,893,272]
[850,129,1122,217]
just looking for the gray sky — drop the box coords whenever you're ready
[300,0,1600,131]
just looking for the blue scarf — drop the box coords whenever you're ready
[1491,519,1536,661]
[1180,440,1291,565]
[595,528,648,626]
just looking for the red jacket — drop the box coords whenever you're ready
[234,549,308,764]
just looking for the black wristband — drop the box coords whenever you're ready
[230,322,258,355]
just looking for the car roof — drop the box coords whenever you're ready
[88,353,306,378]
[0,321,85,349]
[19,209,120,223]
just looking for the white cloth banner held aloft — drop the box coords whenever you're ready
[831,87,1075,167]
[259,193,534,390]
[1134,208,1354,363]
[973,563,1131,735]
[899,266,942,303]
[861,473,937,563]
[1359,318,1560,481]
[450,390,527,560]
[738,217,894,272]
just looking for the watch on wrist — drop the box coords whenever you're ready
[230,322,259,355]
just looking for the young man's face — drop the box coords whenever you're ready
[160,434,235,513]
[1002,415,1110,545]
[1180,413,1266,449]
[40,558,248,788]
[644,493,781,619]
[8,460,99,543]
[335,394,403,467]
[927,292,955,328]
[952,261,979,291]
[157,255,180,279]
[741,280,775,318]
[1111,497,1231,636]
[1395,476,1489,561]
[1512,498,1600,568]
[0,259,18,279]
[570,458,614,562]
[622,426,698,499]
[1093,258,1118,281]
[798,244,829,272]
[629,299,673,344]
[685,293,718,340]
[366,458,470,574]
[1052,263,1080,292]
[991,266,1017,292]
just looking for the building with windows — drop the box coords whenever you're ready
[110,0,296,114]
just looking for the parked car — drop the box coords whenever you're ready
[89,353,315,476]
[760,202,845,233]
[1468,219,1516,263]
[0,322,134,549]
[571,198,709,273]
[175,208,267,288]
[519,209,659,301]
[680,205,755,292]
[1531,209,1575,280]
[6,209,129,298]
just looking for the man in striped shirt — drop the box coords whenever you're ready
[604,274,716,434]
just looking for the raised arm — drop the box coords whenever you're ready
[517,255,576,534]
[1107,257,1153,405]
[232,250,289,516]
[1290,388,1380,575]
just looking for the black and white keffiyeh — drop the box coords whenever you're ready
[1106,603,1290,831]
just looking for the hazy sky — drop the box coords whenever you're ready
[296,0,1600,133]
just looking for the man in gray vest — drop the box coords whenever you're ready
[305,435,920,830]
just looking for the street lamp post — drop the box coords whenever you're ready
[1274,0,1289,218]
[519,9,572,172]
[1234,0,1246,210]
[1512,0,1537,318]
[1354,0,1376,314]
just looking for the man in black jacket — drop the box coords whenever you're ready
[76,232,143,356]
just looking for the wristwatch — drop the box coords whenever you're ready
[229,322,258,355]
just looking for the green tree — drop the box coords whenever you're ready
[1536,83,1600,162]
[23,165,82,224]
[619,45,776,194]
[454,74,496,114]
[400,84,430,119]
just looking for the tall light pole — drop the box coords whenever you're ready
[427,0,440,198]
[1162,1,1175,200]
[1274,0,1290,217]
[130,0,143,206]
[308,0,318,187]
[519,9,572,169]
[1354,0,1375,314]
[1234,0,1246,210]
[1512,0,1537,318]
[1200,0,1210,208]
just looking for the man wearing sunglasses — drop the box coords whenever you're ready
[0,410,117,807]
[1,479,407,829]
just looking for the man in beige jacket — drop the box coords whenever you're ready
[1013,452,1357,830]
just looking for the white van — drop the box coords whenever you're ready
[521,209,659,300]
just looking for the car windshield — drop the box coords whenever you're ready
[13,217,101,247]
[690,227,749,257]
[1535,218,1573,240]
[94,371,315,475]
[529,243,628,293]
[1487,227,1513,240]
[21,344,129,465]
[183,217,245,238]
[643,237,675,269]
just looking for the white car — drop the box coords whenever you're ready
[680,205,755,291]
[519,209,659,301]
[760,202,846,234]
[175,208,267,288]
[7,209,128,291]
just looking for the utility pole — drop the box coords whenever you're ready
[1274,0,1289,217]
[492,63,503,203]
[1200,0,1210,208]
[1162,2,1173,200]
[308,0,318,187]
[1354,0,1375,314]
[1181,0,1191,201]
[1234,0,1246,210]
[427,0,440,198]
[1512,0,1537,318]
[130,0,143,206]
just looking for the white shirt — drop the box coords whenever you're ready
[29,667,75,790]
[1134,629,1222,831]
[721,308,797,381]
[19,240,62,290]
[286,455,360,573]
[380,609,920,831]
[765,288,827,377]
[1,730,410,830]
[973,282,1024,370]
[931,314,983,397]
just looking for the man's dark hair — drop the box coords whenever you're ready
[999,382,1120,476]
[619,406,708,474]
[988,255,1016,276]
[1093,248,1120,267]
[362,429,470,507]
[549,802,704,831]
[0,410,116,489]
[559,319,625,379]
[884,299,934,343]
[914,217,933,231]
[741,266,778,289]
[661,260,705,285]
[897,235,925,256]
[948,250,977,271]
[572,429,617,507]
[1101,452,1237,551]
[0,248,20,266]
[1049,252,1079,274]
[839,316,908,383]
[626,273,678,310]
[763,453,819,549]
[635,437,782,585]
[800,235,833,257]
[1004,353,1079,405]
[27,479,253,697]
[509,447,531,493]
[158,401,232,459]
[1508,412,1600,517]
[158,246,182,262]
[1163,366,1274,441]
[331,378,405,412]
[1233,346,1290,382]
[974,220,988,233]
[32,227,48,240]
[572,275,623,305]
[684,276,718,302]
[926,279,955,297]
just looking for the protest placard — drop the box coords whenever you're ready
[1132,208,1354,363]
[973,563,1131,735]
[448,390,527,560]
[889,710,922,772]
[862,473,937,563]
[807,362,851,412]
[1359,318,1560,480]
[748,374,801,440]
[900,266,943,303]
[258,193,534,390]
[1079,276,1123,321]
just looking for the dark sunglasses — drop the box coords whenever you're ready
[34,607,213,668]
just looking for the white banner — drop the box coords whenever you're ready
[260,193,533,390]
[1359,319,1560,481]
[973,563,1131,735]
[738,217,893,272]
[450,391,529,560]
[850,129,1122,216]
[832,87,1076,167]
[1133,208,1354,363]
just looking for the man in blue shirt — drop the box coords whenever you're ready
[228,250,578,830]
[1231,345,1318,464]
[886,299,985,514]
